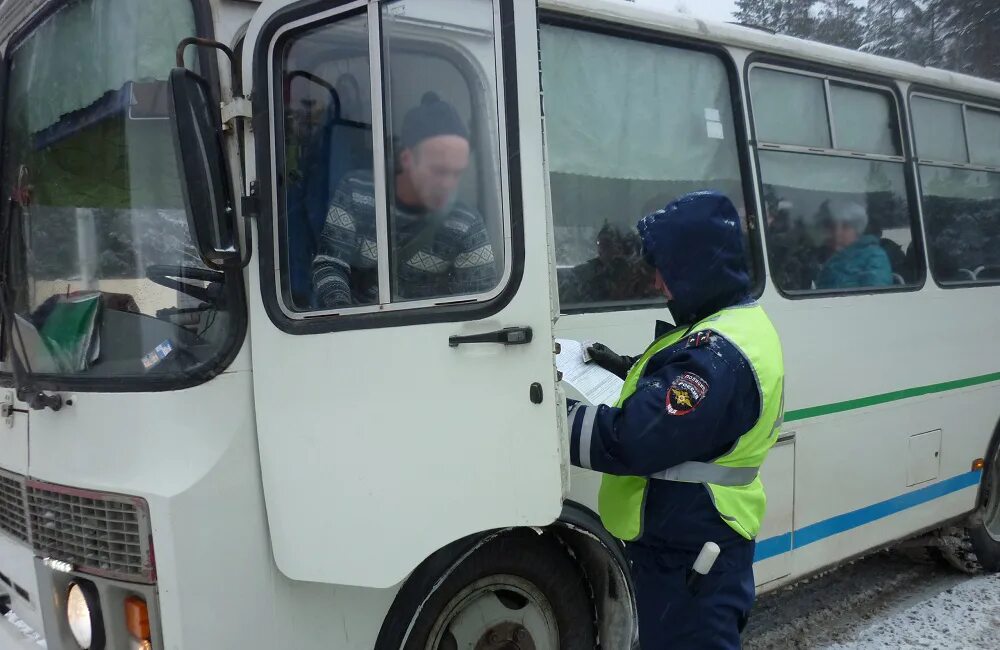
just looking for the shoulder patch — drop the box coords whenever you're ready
[666,372,709,416]
[686,330,716,348]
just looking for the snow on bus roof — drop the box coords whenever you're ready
[2,0,998,104]
[541,0,1000,103]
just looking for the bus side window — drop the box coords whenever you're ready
[539,26,752,313]
[380,1,505,306]
[279,14,376,312]
[913,96,1000,285]
[750,68,921,295]
[276,0,507,314]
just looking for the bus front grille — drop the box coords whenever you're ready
[0,469,28,544]
[26,480,154,584]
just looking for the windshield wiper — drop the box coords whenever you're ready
[0,167,62,411]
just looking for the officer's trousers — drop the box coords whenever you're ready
[627,543,755,649]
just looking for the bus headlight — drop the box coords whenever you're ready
[66,581,104,649]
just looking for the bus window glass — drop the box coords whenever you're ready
[966,108,1000,168]
[759,152,918,292]
[911,96,968,163]
[919,167,1000,283]
[380,0,504,304]
[540,26,748,311]
[752,69,922,295]
[830,83,899,155]
[281,0,504,312]
[0,0,239,383]
[280,13,376,311]
[750,68,831,148]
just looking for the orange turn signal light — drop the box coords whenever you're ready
[124,596,150,640]
[972,458,986,471]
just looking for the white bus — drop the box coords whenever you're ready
[0,0,998,648]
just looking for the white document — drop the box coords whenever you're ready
[556,338,625,406]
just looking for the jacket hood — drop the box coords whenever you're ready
[637,191,751,324]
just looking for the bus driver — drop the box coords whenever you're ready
[312,92,499,307]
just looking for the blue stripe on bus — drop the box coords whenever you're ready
[754,532,792,561]
[754,470,982,563]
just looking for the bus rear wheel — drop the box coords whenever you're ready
[402,530,597,650]
[970,444,1000,572]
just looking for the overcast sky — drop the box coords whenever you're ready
[621,0,739,23]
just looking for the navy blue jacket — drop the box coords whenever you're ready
[568,191,761,569]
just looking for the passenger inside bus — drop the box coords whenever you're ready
[311,93,498,308]
[764,196,823,291]
[557,223,658,305]
[815,200,894,290]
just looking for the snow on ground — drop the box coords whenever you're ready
[744,549,1000,649]
[824,573,1000,649]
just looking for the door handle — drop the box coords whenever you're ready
[449,326,533,347]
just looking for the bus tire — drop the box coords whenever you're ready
[388,529,597,650]
[970,438,1000,572]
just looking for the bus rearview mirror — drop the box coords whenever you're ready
[167,67,239,270]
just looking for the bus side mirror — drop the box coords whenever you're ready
[167,67,239,270]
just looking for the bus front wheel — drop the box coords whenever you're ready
[970,442,1000,572]
[400,530,597,650]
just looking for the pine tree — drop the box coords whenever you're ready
[814,0,864,49]
[860,0,920,61]
[734,0,816,37]
[780,0,817,39]
[734,0,783,31]
[937,0,1000,81]
[731,0,999,82]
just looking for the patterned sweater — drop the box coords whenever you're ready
[312,172,499,308]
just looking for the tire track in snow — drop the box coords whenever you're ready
[744,550,976,649]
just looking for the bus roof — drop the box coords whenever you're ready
[2,0,998,103]
[541,0,1000,103]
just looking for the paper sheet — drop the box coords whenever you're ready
[556,339,625,406]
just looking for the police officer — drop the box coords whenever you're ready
[566,191,784,649]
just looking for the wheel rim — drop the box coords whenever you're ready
[985,447,1000,542]
[423,575,559,650]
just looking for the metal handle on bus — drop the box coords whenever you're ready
[448,327,533,347]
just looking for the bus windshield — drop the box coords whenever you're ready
[0,0,239,385]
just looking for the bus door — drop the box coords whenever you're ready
[239,0,564,588]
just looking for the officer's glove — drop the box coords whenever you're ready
[586,343,634,380]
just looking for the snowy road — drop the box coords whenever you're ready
[744,549,1000,649]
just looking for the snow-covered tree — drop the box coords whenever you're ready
[814,0,864,49]
[935,0,1000,81]
[734,0,816,38]
[731,0,999,82]
[859,0,920,61]
[734,0,782,30]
